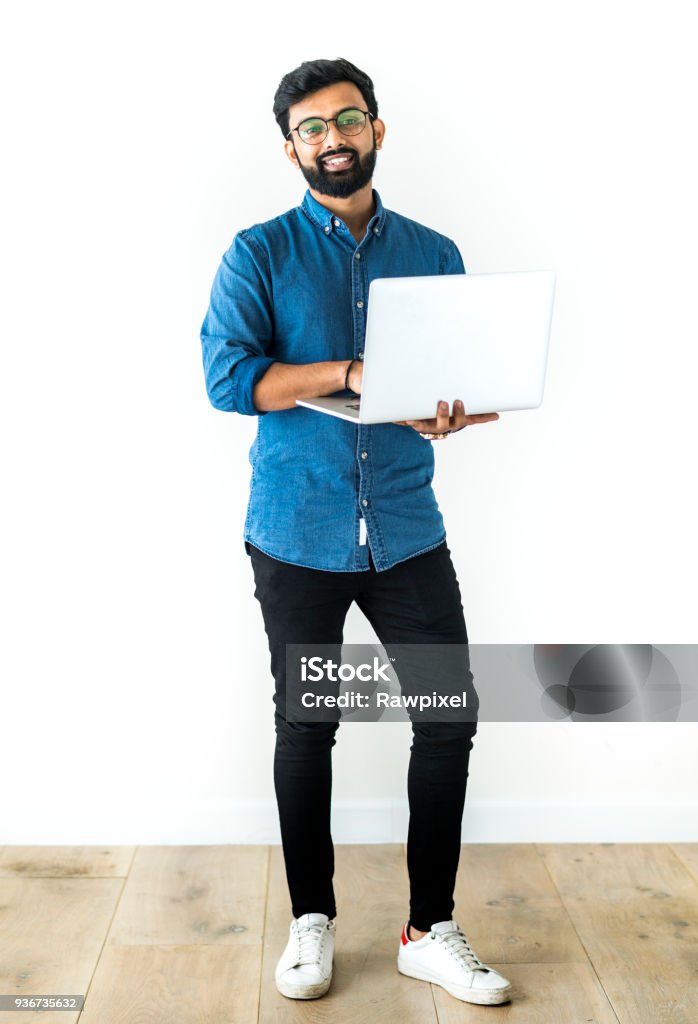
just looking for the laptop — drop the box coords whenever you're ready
[295,269,556,424]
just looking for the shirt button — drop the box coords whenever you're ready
[373,226,380,234]
[358,351,364,360]
[362,499,368,507]
[354,252,361,260]
[361,451,368,460]
[324,225,330,234]
[333,218,341,227]
[356,300,364,309]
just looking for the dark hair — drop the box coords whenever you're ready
[273,57,378,139]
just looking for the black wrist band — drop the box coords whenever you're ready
[344,359,356,391]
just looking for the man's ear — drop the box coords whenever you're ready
[284,139,300,167]
[373,117,386,150]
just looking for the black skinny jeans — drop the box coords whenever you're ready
[245,538,478,934]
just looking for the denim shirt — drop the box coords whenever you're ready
[200,188,466,572]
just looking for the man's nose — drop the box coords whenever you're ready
[323,120,347,150]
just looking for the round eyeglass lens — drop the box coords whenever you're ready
[298,118,327,142]
[336,109,366,134]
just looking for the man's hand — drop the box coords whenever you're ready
[393,399,499,435]
[346,366,499,436]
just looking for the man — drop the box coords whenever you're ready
[200,58,512,1007]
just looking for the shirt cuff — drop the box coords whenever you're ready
[231,355,277,416]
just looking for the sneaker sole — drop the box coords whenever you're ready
[275,973,333,1000]
[397,959,513,1005]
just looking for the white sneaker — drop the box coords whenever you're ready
[397,919,513,1005]
[274,912,336,1000]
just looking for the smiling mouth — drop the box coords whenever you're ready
[321,152,355,171]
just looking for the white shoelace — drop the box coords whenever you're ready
[293,921,328,966]
[435,925,490,973]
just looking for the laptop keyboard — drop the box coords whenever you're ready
[345,403,361,410]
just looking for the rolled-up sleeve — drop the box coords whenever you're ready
[200,230,277,415]
[439,237,467,276]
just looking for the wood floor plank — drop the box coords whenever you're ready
[106,845,268,947]
[670,844,698,885]
[538,843,698,899]
[0,877,122,1024]
[0,846,134,878]
[77,944,261,1024]
[259,843,439,1022]
[538,843,698,1024]
[451,844,588,963]
[432,962,620,1023]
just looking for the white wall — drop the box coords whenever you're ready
[1,0,696,843]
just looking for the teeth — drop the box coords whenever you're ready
[326,156,352,165]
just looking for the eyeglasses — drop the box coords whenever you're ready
[287,107,374,145]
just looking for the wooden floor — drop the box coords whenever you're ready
[0,843,697,1022]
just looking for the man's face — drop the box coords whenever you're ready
[283,82,385,199]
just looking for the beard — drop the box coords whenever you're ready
[298,139,378,199]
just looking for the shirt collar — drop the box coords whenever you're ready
[301,187,387,238]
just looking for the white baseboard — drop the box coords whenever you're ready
[223,798,698,844]
[3,798,696,844]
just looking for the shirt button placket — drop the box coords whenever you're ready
[352,244,366,363]
[354,241,370,559]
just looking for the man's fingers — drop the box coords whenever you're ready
[436,400,450,432]
[401,404,500,431]
[404,400,451,432]
[452,399,467,430]
[464,412,499,424]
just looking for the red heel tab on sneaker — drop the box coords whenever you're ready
[401,923,410,945]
